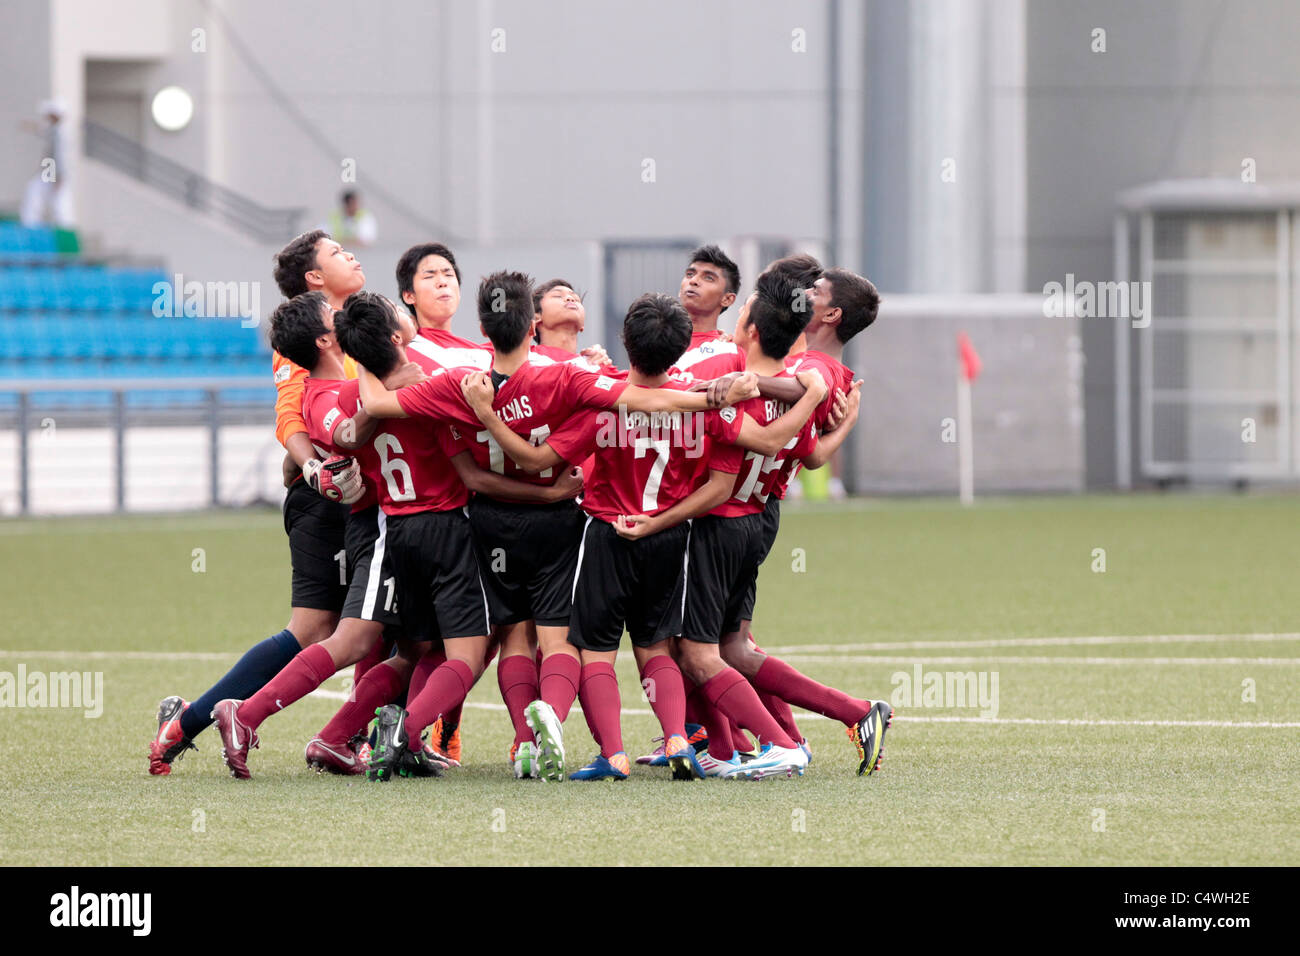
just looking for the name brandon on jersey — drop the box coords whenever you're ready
[593,406,721,459]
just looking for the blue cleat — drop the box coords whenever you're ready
[568,752,631,781]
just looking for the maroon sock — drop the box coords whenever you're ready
[405,659,474,740]
[498,655,540,747]
[753,656,869,727]
[684,685,706,727]
[241,643,336,729]
[703,667,796,749]
[539,653,581,721]
[757,688,803,743]
[729,718,753,754]
[639,655,686,741]
[352,634,390,687]
[408,649,445,702]
[698,690,734,759]
[578,663,623,758]
[319,660,405,744]
[443,701,464,732]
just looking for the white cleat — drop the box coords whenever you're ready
[525,700,566,782]
[730,743,809,780]
[697,750,743,778]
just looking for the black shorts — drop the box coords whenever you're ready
[339,505,403,631]
[467,496,585,628]
[385,508,491,642]
[283,478,348,612]
[568,517,690,653]
[681,512,768,644]
[740,495,782,623]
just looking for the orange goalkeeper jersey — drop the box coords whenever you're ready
[273,351,358,447]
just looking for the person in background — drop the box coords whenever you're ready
[328,189,378,247]
[19,99,74,228]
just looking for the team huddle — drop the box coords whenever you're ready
[147,232,888,781]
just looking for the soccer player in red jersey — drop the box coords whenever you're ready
[699,270,891,778]
[211,292,437,779]
[530,278,615,371]
[147,231,372,775]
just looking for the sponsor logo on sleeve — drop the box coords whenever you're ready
[274,364,292,384]
[322,408,341,432]
[595,375,615,391]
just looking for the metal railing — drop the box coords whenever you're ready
[3,377,274,515]
[83,121,305,243]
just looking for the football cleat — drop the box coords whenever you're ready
[665,735,705,781]
[148,695,197,776]
[305,736,366,776]
[430,716,462,766]
[398,735,445,779]
[636,736,666,766]
[513,740,539,779]
[525,700,566,783]
[211,699,258,780]
[732,743,809,780]
[799,738,813,764]
[849,700,893,777]
[696,750,742,778]
[366,704,411,782]
[568,752,630,781]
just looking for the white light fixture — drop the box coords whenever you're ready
[151,85,194,132]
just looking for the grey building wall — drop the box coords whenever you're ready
[0,1,52,213]
[1023,0,1300,486]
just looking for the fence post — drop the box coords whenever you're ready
[114,390,127,512]
[208,389,221,507]
[18,391,30,515]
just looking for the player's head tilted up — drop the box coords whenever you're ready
[477,270,535,353]
[334,290,416,378]
[396,242,461,329]
[272,229,365,308]
[805,268,880,355]
[268,291,334,373]
[735,270,812,361]
[679,244,740,330]
[532,277,585,344]
[622,292,692,378]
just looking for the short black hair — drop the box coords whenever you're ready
[273,229,328,299]
[761,253,823,291]
[622,293,691,377]
[268,291,330,371]
[824,268,880,343]
[687,244,741,298]
[748,271,811,360]
[341,189,357,204]
[477,271,535,353]
[395,242,461,317]
[334,290,404,378]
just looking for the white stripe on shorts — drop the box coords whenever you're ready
[361,509,388,619]
[571,514,595,603]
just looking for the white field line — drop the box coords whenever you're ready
[303,689,1300,729]
[764,633,1300,653]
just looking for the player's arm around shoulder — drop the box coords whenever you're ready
[462,372,569,474]
[732,368,828,456]
[802,380,861,470]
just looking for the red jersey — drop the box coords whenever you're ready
[439,361,626,503]
[770,348,856,498]
[366,345,472,515]
[531,343,626,379]
[578,379,744,523]
[301,377,378,513]
[670,330,745,383]
[710,365,818,517]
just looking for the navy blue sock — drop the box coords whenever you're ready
[180,629,302,739]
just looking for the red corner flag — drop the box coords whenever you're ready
[958,332,982,382]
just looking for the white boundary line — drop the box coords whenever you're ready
[777,655,1300,666]
[764,633,1300,652]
